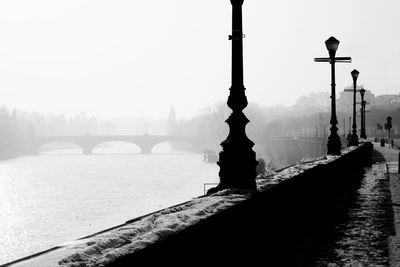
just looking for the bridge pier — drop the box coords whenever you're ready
[141,145,152,155]
[82,146,93,155]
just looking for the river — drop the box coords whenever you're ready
[0,143,219,264]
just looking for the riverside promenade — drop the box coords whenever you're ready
[374,141,400,266]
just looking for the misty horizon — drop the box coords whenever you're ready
[2,87,398,121]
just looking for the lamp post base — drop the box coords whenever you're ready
[217,145,257,191]
[350,133,359,146]
[327,133,342,155]
[207,112,257,194]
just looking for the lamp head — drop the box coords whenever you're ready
[360,88,365,97]
[351,69,359,83]
[325,36,340,57]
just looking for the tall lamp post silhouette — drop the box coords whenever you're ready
[359,88,367,139]
[349,69,360,146]
[314,37,351,155]
[208,0,257,194]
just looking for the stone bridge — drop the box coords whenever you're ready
[34,134,203,154]
[34,135,347,158]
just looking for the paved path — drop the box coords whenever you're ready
[373,142,400,266]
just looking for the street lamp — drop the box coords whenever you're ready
[208,0,257,194]
[314,37,351,155]
[359,88,367,139]
[350,69,359,146]
[325,37,339,56]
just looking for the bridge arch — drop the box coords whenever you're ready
[151,140,198,154]
[34,135,204,155]
[92,141,141,154]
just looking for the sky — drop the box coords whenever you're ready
[0,0,399,119]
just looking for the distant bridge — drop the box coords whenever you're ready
[34,134,203,154]
[33,135,344,158]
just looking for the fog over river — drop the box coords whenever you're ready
[0,143,219,264]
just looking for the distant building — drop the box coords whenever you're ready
[167,106,177,134]
[337,85,375,114]
[373,94,400,110]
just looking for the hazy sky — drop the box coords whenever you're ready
[0,0,399,119]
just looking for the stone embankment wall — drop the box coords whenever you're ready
[108,143,373,266]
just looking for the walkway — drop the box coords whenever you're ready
[287,142,398,265]
[374,142,400,266]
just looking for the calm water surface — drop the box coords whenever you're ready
[0,143,219,264]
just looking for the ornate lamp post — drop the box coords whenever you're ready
[350,69,359,146]
[359,88,367,139]
[209,0,257,193]
[314,37,351,155]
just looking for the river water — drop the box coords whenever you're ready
[0,143,219,264]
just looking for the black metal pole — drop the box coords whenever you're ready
[314,37,351,154]
[360,93,367,139]
[327,56,341,155]
[360,100,365,139]
[350,74,359,146]
[210,0,257,193]
[361,104,364,137]
[349,117,351,134]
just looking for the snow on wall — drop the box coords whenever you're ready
[58,191,251,267]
